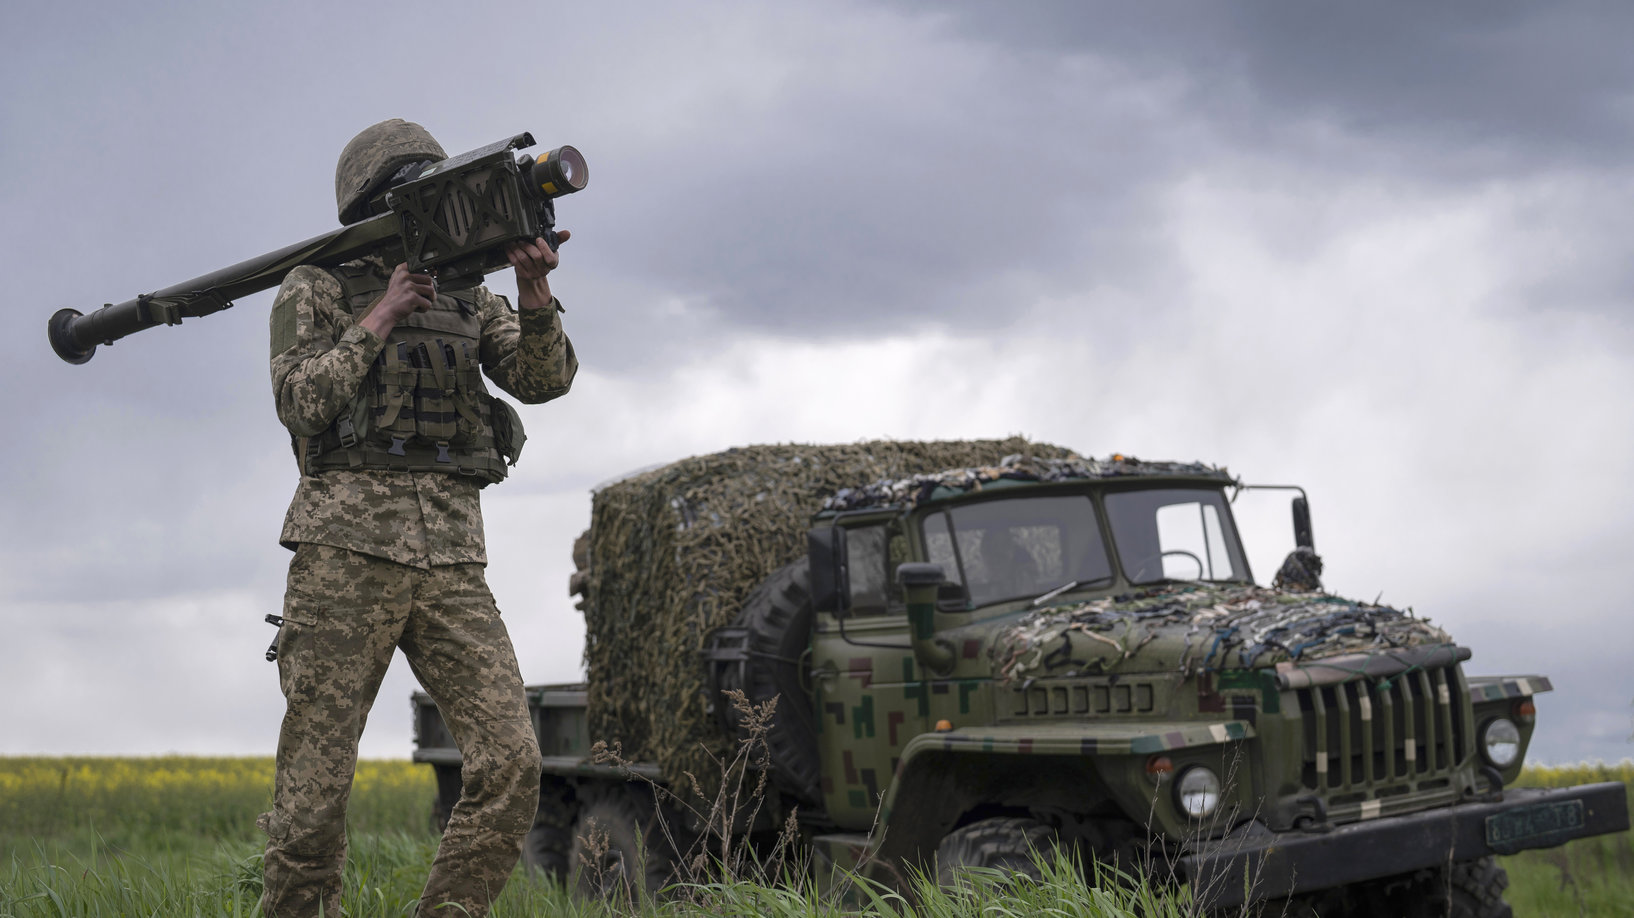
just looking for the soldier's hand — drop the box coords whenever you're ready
[360,263,436,338]
[509,233,567,311]
[380,263,436,317]
[507,232,568,281]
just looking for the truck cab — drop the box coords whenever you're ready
[804,468,1248,824]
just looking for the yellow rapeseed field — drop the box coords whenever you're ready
[0,756,436,845]
[2,755,1626,842]
[1513,760,1634,792]
[0,756,432,798]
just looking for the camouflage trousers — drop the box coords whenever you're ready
[259,544,542,918]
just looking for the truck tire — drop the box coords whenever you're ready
[1406,856,1513,918]
[728,560,822,804]
[522,779,575,881]
[934,816,1057,884]
[568,784,678,899]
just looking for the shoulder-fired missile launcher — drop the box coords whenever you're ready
[48,132,585,365]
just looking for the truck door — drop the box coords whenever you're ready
[810,519,928,829]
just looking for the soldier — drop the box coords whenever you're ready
[258,119,577,917]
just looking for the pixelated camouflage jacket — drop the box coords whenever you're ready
[270,259,577,568]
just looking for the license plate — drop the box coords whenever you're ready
[1485,800,1585,853]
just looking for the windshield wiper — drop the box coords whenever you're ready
[1031,581,1077,606]
[1030,575,1112,607]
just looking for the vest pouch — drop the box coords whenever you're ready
[489,394,527,466]
[412,340,460,445]
[447,341,488,447]
[366,343,417,453]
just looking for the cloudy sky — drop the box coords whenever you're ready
[2,1,1630,765]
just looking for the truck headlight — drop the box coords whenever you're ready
[1481,717,1521,768]
[1176,766,1222,818]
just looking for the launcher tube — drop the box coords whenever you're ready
[48,214,397,364]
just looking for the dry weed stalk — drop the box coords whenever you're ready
[571,814,624,904]
[589,690,811,899]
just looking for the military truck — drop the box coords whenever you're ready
[411,441,1629,913]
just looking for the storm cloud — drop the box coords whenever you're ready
[1,0,1629,762]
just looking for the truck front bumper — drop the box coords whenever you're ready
[1177,782,1629,908]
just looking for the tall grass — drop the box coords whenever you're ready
[0,756,1628,916]
[0,755,1163,916]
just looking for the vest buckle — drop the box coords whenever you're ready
[388,436,408,457]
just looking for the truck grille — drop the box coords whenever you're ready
[1293,665,1468,791]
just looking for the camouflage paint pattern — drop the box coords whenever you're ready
[260,545,541,918]
[811,623,929,823]
[269,259,576,568]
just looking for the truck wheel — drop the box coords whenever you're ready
[934,817,1057,884]
[522,779,575,881]
[1406,856,1513,918]
[730,560,822,804]
[568,784,678,899]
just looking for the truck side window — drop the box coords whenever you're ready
[923,512,963,589]
[846,524,890,616]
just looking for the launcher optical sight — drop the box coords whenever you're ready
[48,132,587,365]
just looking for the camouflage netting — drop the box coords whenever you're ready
[992,583,1453,686]
[822,454,1229,513]
[579,438,1077,791]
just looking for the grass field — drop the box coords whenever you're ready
[0,756,1628,916]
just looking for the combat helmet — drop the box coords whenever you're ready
[334,119,447,225]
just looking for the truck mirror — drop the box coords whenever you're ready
[1292,497,1314,550]
[895,562,945,589]
[807,526,850,614]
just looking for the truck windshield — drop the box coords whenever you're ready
[1103,487,1248,584]
[922,495,1113,608]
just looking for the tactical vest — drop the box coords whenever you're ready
[302,263,526,485]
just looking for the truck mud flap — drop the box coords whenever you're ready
[1179,782,1630,908]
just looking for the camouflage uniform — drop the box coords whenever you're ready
[260,258,576,917]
